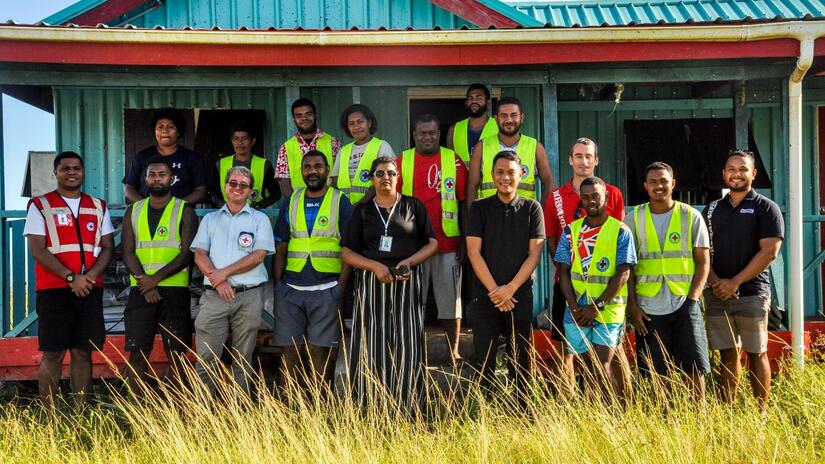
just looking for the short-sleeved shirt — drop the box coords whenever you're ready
[396,150,468,253]
[190,204,276,286]
[274,191,353,287]
[554,219,636,302]
[24,195,115,237]
[624,204,709,315]
[466,195,545,300]
[275,130,342,179]
[123,146,206,199]
[330,140,395,179]
[341,195,435,268]
[703,189,784,297]
[211,156,280,205]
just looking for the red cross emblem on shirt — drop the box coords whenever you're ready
[240,235,251,246]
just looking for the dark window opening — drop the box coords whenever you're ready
[624,118,771,206]
[124,109,267,203]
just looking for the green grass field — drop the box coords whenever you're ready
[1,359,824,464]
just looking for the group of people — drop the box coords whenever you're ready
[25,84,784,413]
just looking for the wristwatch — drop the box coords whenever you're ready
[65,272,76,283]
[593,299,606,311]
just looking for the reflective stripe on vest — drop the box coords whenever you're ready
[286,188,344,274]
[399,148,460,237]
[285,133,334,189]
[452,117,498,164]
[336,137,383,204]
[570,216,628,324]
[632,202,694,298]
[130,197,189,287]
[32,191,105,290]
[219,155,266,204]
[479,134,538,200]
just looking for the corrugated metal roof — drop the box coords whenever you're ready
[505,0,825,27]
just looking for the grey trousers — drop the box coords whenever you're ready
[194,286,263,394]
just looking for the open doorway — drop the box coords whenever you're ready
[624,118,771,206]
[406,87,501,147]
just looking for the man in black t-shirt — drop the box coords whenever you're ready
[703,150,784,408]
[466,150,545,404]
[121,156,197,389]
[123,109,207,205]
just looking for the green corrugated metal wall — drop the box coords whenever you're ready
[122,0,472,30]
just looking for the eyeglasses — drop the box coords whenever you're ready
[227,180,251,190]
[373,170,398,178]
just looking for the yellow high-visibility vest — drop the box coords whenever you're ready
[632,202,695,297]
[286,188,344,274]
[336,137,383,204]
[129,197,189,287]
[285,133,333,189]
[479,134,538,200]
[569,216,627,324]
[452,117,498,164]
[218,154,266,204]
[399,148,460,237]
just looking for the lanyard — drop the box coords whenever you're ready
[373,193,400,235]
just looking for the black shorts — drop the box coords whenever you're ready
[550,281,566,341]
[636,299,711,376]
[124,286,192,353]
[37,287,105,352]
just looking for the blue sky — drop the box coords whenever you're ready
[1,0,76,210]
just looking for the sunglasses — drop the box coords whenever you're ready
[227,180,251,190]
[373,170,398,178]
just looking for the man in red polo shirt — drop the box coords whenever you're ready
[545,137,625,396]
[398,114,469,363]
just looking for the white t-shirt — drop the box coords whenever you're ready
[331,140,395,179]
[24,195,115,237]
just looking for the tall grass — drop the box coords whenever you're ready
[0,356,824,463]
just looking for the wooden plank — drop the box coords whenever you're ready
[548,63,794,84]
[558,98,732,112]
[285,86,299,142]
[26,240,36,336]
[542,83,560,187]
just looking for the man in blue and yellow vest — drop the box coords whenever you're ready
[446,83,498,165]
[467,96,555,205]
[276,98,341,197]
[398,114,470,364]
[122,155,197,388]
[556,176,636,399]
[273,150,353,391]
[212,121,280,209]
[626,162,710,398]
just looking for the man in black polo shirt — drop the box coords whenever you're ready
[703,150,783,408]
[467,150,545,404]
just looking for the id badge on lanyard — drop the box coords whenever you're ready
[374,194,400,253]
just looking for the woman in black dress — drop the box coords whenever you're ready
[342,156,438,413]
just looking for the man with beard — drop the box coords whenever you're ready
[626,162,710,399]
[276,98,342,197]
[398,114,469,364]
[703,150,783,408]
[122,156,198,389]
[556,177,635,399]
[446,84,498,164]
[25,151,115,404]
[191,166,276,394]
[273,150,353,391]
[467,151,545,405]
[212,121,280,209]
[546,138,626,397]
[467,96,554,204]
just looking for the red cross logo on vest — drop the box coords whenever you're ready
[318,215,329,227]
[444,177,455,192]
[520,164,529,178]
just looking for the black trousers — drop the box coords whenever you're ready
[469,296,533,400]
